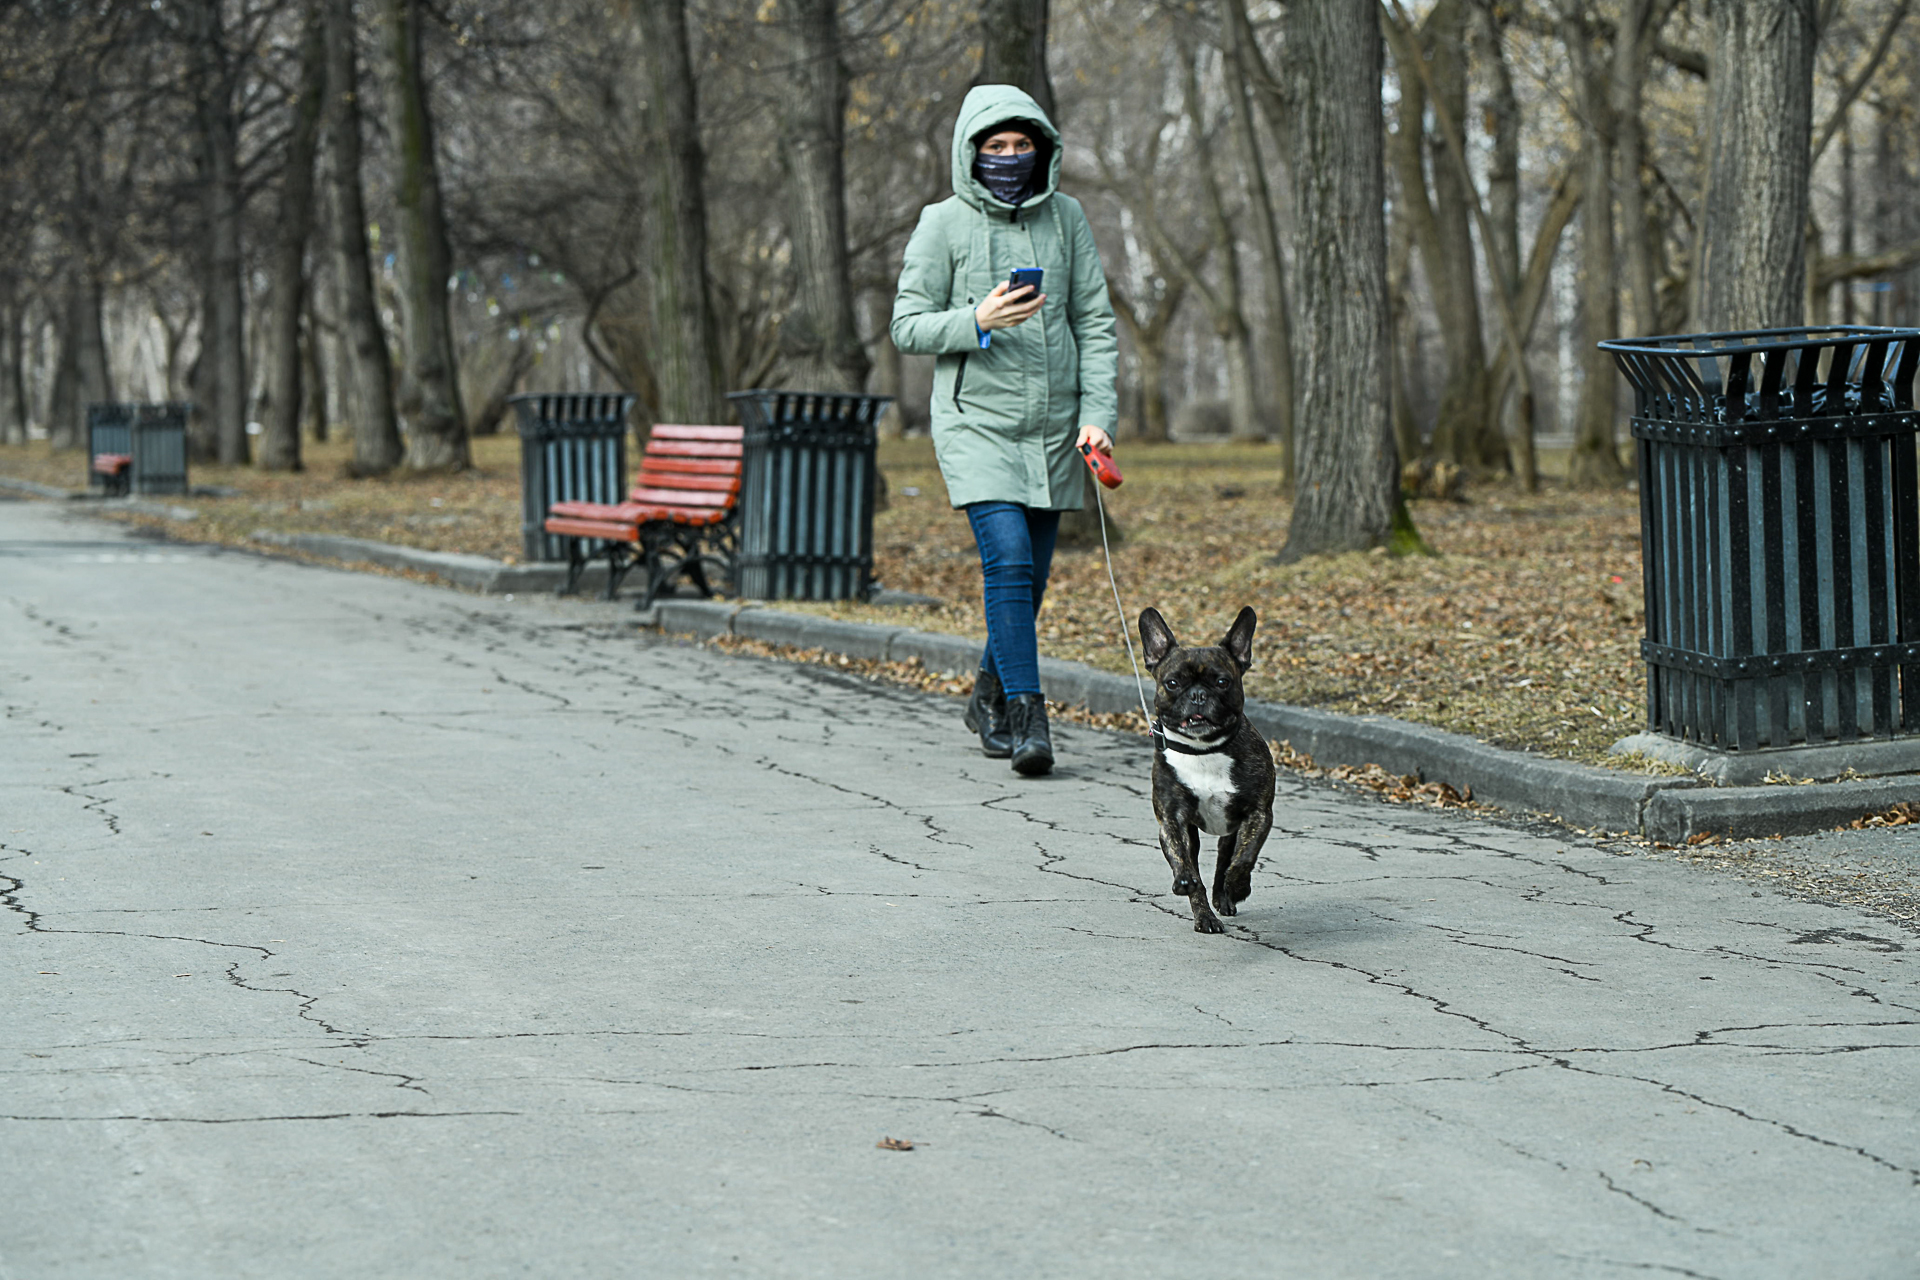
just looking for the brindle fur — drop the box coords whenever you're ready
[1139,606,1277,934]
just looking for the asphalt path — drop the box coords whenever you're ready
[3,493,1918,1279]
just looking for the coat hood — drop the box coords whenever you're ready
[949,84,1062,213]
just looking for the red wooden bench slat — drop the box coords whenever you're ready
[92,453,132,474]
[546,504,726,532]
[548,498,730,523]
[644,440,743,459]
[651,424,744,442]
[543,517,643,543]
[626,485,730,508]
[635,470,737,494]
[638,455,740,476]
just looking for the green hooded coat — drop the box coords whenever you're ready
[890,85,1119,511]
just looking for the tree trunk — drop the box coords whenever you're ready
[1386,202,1422,471]
[1223,0,1293,476]
[1612,0,1661,339]
[1109,274,1186,445]
[1559,4,1627,488]
[1840,119,1856,324]
[48,315,77,452]
[48,269,110,451]
[1476,0,1533,490]
[1278,0,1400,560]
[322,0,401,476]
[1177,40,1258,442]
[976,0,1054,118]
[467,341,534,437]
[189,0,248,466]
[873,300,904,439]
[776,0,870,393]
[634,0,727,423]
[1134,338,1170,443]
[1694,0,1818,331]
[259,5,326,473]
[302,296,328,442]
[379,0,468,470]
[1,285,27,446]
[1384,0,1495,472]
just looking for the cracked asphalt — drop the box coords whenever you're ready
[4,492,1918,1280]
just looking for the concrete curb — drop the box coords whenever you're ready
[639,598,1918,841]
[0,475,83,501]
[248,530,606,595]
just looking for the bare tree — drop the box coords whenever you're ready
[775,0,870,392]
[1223,0,1293,475]
[322,0,401,475]
[259,4,325,473]
[1278,0,1400,560]
[633,0,728,422]
[1383,0,1499,472]
[380,0,468,469]
[186,0,248,464]
[1557,1,1628,487]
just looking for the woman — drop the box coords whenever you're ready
[891,85,1119,777]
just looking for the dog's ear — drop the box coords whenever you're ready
[1139,608,1177,670]
[1220,606,1257,673]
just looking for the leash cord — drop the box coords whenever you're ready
[1092,477,1155,728]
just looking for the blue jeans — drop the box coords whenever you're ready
[964,502,1061,699]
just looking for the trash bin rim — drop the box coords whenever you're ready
[1598,324,1920,359]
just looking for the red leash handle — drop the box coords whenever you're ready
[1079,441,1123,489]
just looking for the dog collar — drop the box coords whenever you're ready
[1152,718,1235,756]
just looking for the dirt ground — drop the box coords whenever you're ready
[1,431,1653,766]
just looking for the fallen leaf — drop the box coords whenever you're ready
[876,1137,915,1151]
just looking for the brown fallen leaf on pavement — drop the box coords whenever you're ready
[876,1137,915,1151]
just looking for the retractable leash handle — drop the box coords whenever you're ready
[1079,441,1123,488]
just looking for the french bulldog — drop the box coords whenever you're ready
[1139,606,1276,934]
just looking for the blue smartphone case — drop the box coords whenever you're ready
[1009,268,1044,294]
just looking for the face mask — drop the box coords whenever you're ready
[974,150,1039,205]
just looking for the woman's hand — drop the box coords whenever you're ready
[975,281,1045,331]
[1076,425,1113,455]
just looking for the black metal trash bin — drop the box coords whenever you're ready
[1599,326,1920,755]
[726,389,891,601]
[87,402,191,496]
[510,392,635,562]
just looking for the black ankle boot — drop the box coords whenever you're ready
[1006,694,1054,776]
[963,667,1012,758]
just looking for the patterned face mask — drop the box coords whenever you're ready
[974,150,1039,206]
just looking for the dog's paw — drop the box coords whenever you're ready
[1225,867,1253,904]
[1213,895,1237,916]
[1193,913,1226,934]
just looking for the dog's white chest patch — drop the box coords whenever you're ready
[1165,749,1237,835]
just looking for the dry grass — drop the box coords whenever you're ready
[805,438,1651,767]
[1,432,1656,767]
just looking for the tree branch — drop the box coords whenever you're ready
[1810,0,1910,166]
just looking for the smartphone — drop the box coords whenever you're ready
[1009,267,1044,296]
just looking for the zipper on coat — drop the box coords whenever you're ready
[954,298,973,410]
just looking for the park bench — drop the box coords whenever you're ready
[92,452,132,496]
[543,423,743,609]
